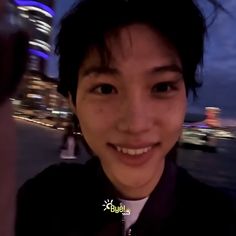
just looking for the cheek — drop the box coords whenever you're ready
[170,101,186,122]
[76,100,117,134]
[159,97,186,136]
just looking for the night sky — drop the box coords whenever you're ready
[47,0,236,118]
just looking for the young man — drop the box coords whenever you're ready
[16,0,235,235]
[0,2,28,236]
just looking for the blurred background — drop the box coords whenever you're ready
[2,0,236,208]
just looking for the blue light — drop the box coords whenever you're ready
[29,49,49,60]
[14,0,55,17]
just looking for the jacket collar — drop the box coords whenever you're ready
[132,160,177,233]
[85,158,178,234]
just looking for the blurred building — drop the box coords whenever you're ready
[18,75,68,110]
[15,74,71,124]
[12,0,54,75]
[11,0,70,117]
[204,107,221,128]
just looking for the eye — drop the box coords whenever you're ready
[152,82,177,94]
[91,83,117,95]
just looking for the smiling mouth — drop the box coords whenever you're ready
[108,143,158,156]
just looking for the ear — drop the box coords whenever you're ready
[68,93,76,114]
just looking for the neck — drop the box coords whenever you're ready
[115,160,165,200]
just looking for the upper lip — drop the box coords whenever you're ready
[109,143,158,149]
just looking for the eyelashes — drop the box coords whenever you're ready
[151,82,179,94]
[89,82,179,96]
[90,83,117,95]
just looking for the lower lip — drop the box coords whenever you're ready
[108,144,158,167]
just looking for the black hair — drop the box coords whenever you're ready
[55,0,222,104]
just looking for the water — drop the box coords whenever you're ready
[178,138,236,208]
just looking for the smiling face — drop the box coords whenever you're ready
[72,24,187,199]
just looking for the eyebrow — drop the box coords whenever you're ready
[80,63,183,79]
[149,64,183,75]
[80,66,120,78]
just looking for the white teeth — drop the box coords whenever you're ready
[115,146,152,156]
[123,148,128,154]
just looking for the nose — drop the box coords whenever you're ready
[116,94,153,135]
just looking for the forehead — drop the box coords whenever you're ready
[80,24,181,72]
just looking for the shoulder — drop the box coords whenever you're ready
[17,163,82,208]
[20,162,83,188]
[17,159,99,201]
[16,159,100,235]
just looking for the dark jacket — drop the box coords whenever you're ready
[15,159,235,236]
